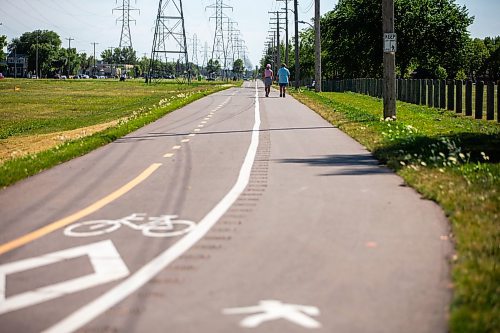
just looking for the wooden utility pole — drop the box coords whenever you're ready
[314,0,321,92]
[36,33,39,79]
[91,42,99,76]
[382,0,396,118]
[294,0,299,88]
[277,0,290,67]
[268,11,281,71]
[66,37,74,77]
[276,12,281,69]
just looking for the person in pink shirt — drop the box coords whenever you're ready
[263,64,273,97]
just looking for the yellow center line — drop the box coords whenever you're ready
[0,163,162,256]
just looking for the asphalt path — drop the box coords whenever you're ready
[0,81,452,332]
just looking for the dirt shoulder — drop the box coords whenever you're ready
[0,121,119,164]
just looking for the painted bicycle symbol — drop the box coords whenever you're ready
[64,213,196,238]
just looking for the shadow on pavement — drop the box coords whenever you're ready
[277,154,392,176]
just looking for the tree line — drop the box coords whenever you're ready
[0,30,141,78]
[0,30,248,79]
[261,0,499,82]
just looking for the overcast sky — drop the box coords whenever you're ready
[1,0,499,67]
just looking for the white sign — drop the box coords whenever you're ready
[384,33,397,52]
[223,300,321,328]
[0,240,129,315]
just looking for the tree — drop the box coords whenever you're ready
[260,44,275,72]
[76,52,88,73]
[297,29,315,80]
[483,36,500,81]
[464,38,490,80]
[119,47,137,65]
[320,0,473,79]
[206,59,221,75]
[8,30,62,77]
[0,35,7,72]
[101,49,114,64]
[138,55,150,76]
[395,0,472,78]
[233,59,244,78]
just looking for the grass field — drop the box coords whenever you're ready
[0,79,235,187]
[290,89,499,333]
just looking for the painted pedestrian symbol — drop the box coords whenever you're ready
[223,299,321,328]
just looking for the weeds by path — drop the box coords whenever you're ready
[290,89,499,333]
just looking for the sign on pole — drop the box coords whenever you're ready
[382,0,396,118]
[384,33,397,53]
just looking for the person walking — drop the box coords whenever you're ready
[263,64,273,97]
[277,63,290,98]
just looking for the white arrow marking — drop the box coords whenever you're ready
[0,240,128,315]
[223,300,322,329]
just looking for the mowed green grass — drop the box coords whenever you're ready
[0,79,234,186]
[290,89,499,333]
[0,79,223,139]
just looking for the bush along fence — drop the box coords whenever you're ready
[315,78,500,122]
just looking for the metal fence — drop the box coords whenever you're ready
[314,78,500,122]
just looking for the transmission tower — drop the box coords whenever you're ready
[202,41,209,69]
[113,0,139,49]
[206,0,232,71]
[191,33,199,66]
[149,0,189,83]
[225,19,238,68]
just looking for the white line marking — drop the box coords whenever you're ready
[0,240,128,315]
[43,81,261,333]
[163,153,174,158]
[181,139,190,143]
[194,129,201,132]
[188,134,196,137]
[201,121,207,124]
[198,124,204,128]
[172,145,181,150]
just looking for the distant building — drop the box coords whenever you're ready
[89,61,134,78]
[7,52,29,77]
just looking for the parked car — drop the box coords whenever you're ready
[74,74,90,79]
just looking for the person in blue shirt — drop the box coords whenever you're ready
[277,63,290,98]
